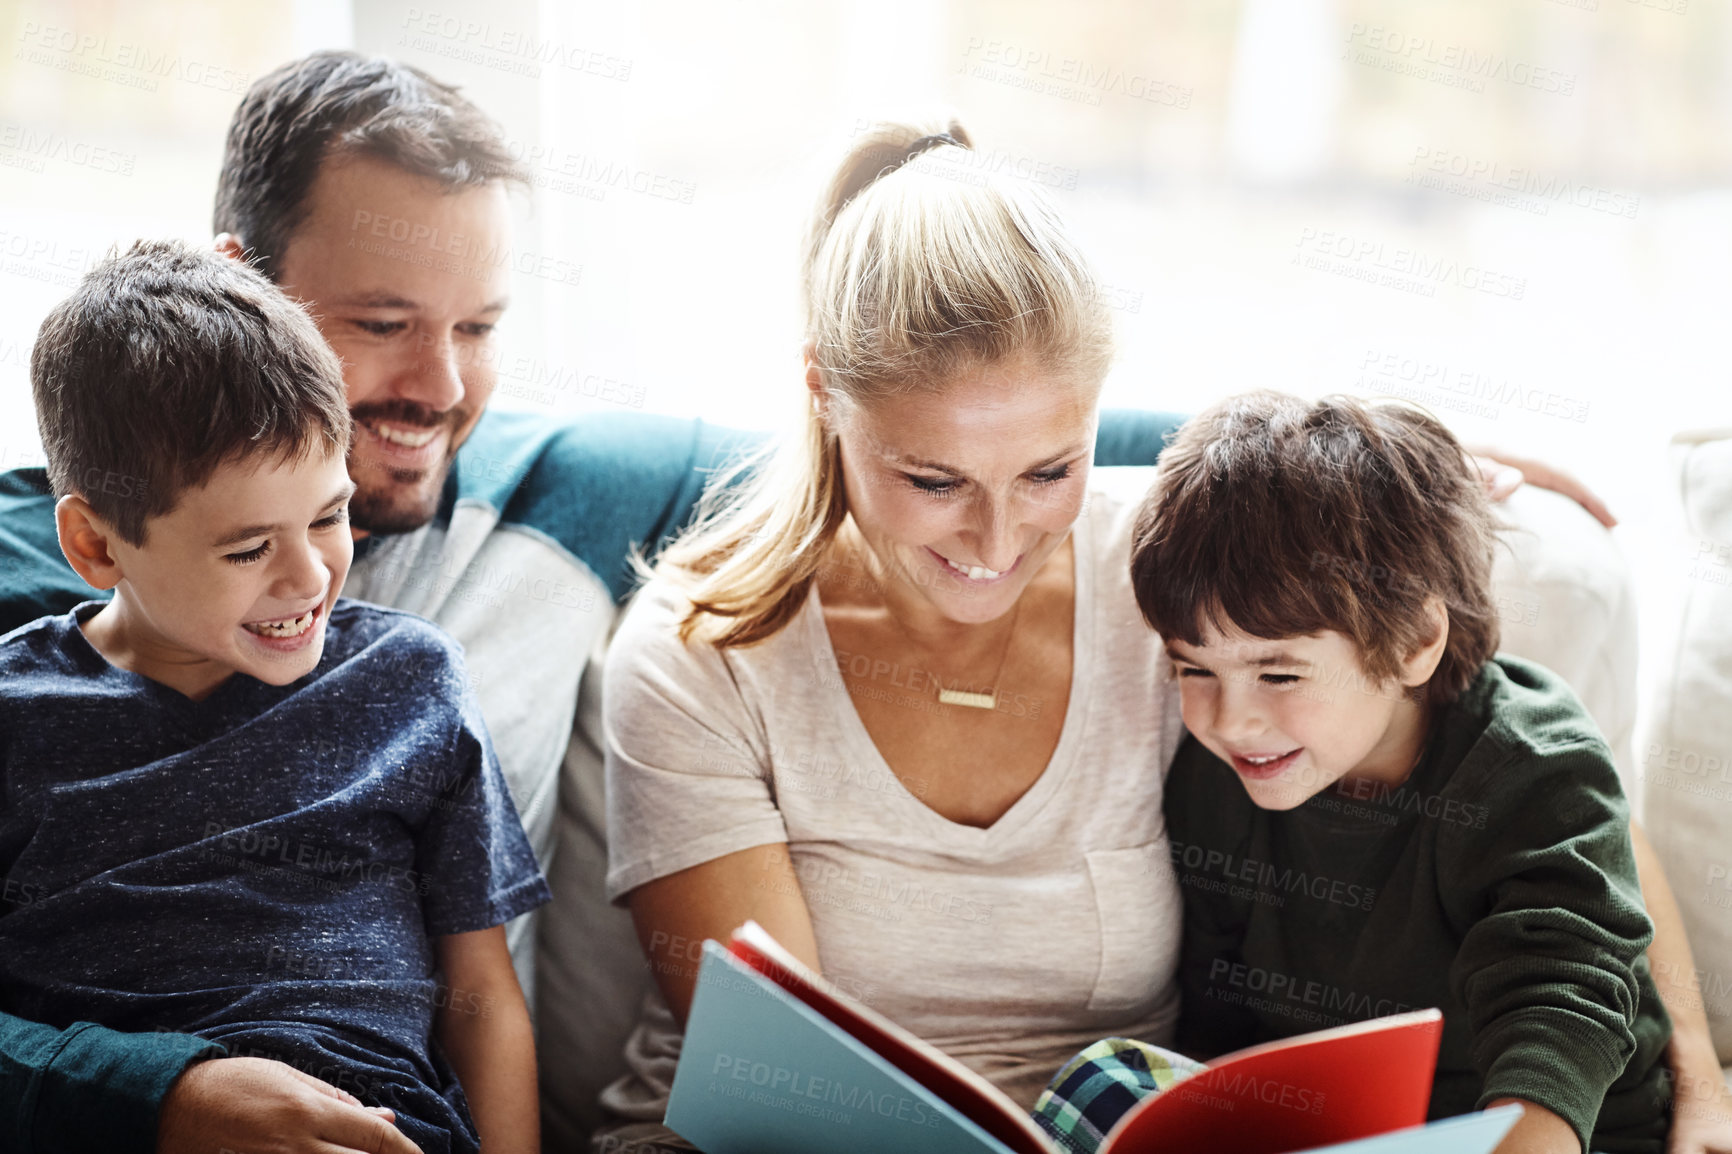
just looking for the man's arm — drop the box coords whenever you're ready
[1094,408,1190,468]
[0,1013,215,1152]
[434,926,538,1154]
[0,467,102,636]
[0,979,421,1154]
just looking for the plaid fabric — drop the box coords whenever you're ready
[1031,1038,1207,1154]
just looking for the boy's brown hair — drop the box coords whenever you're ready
[1130,390,1501,704]
[30,239,351,546]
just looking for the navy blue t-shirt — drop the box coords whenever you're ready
[0,599,551,1154]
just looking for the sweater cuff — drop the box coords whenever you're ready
[1474,1008,1630,1153]
[27,1021,224,1153]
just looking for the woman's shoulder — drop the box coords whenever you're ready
[609,573,718,674]
[614,571,690,633]
[601,575,762,750]
[607,570,819,694]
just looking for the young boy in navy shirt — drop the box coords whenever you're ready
[1036,392,1671,1154]
[0,240,549,1153]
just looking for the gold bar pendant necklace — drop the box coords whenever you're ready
[934,597,1022,710]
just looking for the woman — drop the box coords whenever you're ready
[594,121,1178,1152]
[590,121,1726,1153]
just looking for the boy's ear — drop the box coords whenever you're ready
[55,495,124,591]
[1398,595,1451,688]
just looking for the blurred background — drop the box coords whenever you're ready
[2,0,1728,764]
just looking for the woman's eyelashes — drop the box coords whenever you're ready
[902,463,1075,498]
[905,473,959,496]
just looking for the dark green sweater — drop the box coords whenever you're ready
[1165,655,1672,1153]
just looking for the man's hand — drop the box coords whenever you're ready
[156,1056,423,1154]
[1465,446,1619,528]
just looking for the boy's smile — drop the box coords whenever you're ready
[1165,620,1439,811]
[240,602,323,646]
[1229,746,1304,781]
[75,447,356,701]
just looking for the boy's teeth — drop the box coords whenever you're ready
[371,422,437,448]
[244,608,316,638]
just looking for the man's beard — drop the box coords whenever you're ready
[348,456,454,535]
[346,399,468,536]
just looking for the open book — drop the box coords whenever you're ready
[665,922,1523,1154]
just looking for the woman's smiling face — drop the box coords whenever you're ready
[829,352,1099,625]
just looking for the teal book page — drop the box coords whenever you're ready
[666,942,1021,1154]
[1286,1106,1523,1154]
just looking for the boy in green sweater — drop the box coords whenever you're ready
[1118,393,1667,1152]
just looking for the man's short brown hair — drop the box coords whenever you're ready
[213,50,527,279]
[1130,391,1501,704]
[30,239,351,546]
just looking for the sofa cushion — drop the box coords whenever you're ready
[1483,485,1639,781]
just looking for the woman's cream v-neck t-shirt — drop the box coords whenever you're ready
[601,487,1185,1112]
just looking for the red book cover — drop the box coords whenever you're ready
[1099,1009,1443,1153]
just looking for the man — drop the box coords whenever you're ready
[0,50,1187,1154]
[0,51,733,1154]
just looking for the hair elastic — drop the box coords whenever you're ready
[838,129,969,219]
[904,132,963,160]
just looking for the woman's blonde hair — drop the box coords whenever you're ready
[649,118,1114,647]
